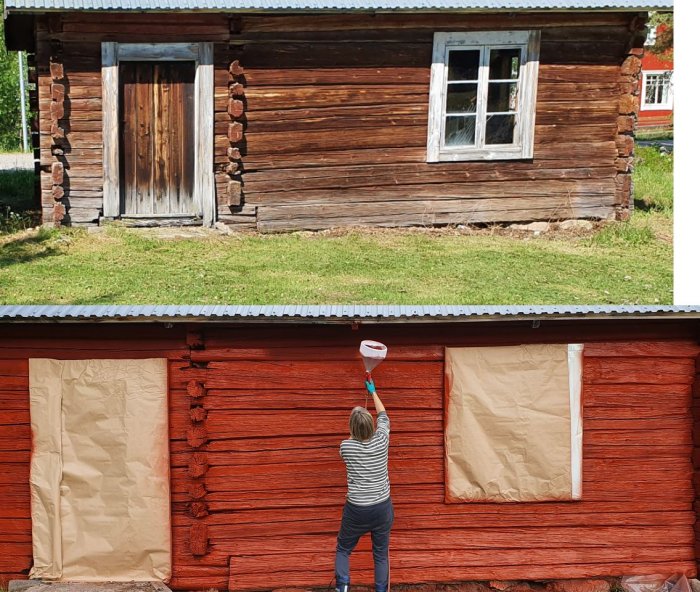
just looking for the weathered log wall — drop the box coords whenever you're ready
[33,11,643,230]
[231,12,644,230]
[0,321,697,588]
[693,351,700,578]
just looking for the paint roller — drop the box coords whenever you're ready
[359,340,388,405]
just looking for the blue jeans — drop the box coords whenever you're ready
[335,497,394,592]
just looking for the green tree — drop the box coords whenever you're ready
[647,11,673,61]
[0,0,29,152]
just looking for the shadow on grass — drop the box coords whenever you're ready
[0,229,60,268]
[67,292,123,305]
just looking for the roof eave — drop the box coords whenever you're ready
[2,311,699,324]
[3,5,671,14]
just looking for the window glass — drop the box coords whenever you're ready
[486,82,518,112]
[445,116,477,146]
[446,83,478,113]
[447,49,480,81]
[489,48,520,80]
[485,114,515,144]
[643,72,673,107]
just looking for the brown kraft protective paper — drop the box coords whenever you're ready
[445,344,582,503]
[28,358,172,581]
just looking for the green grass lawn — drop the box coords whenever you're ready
[0,145,673,304]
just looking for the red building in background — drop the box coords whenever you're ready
[638,22,673,129]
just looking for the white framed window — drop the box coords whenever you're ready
[427,30,540,162]
[642,70,673,110]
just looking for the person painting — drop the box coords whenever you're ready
[335,377,393,592]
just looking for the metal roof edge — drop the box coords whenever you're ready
[3,0,673,13]
[3,7,673,11]
[0,305,698,324]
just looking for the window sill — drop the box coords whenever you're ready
[427,146,532,162]
[641,103,674,111]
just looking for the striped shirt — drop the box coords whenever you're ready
[340,411,390,506]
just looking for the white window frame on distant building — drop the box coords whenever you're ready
[427,30,540,162]
[645,25,658,47]
[641,70,674,111]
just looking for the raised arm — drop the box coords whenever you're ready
[365,377,386,415]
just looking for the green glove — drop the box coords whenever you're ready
[365,378,376,394]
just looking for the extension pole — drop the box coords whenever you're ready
[18,51,29,153]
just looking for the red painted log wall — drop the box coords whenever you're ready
[0,322,698,590]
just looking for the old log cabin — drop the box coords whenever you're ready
[3,0,672,231]
[0,305,699,590]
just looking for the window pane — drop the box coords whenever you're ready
[645,73,671,105]
[489,48,520,80]
[645,75,661,104]
[447,50,480,81]
[446,83,478,113]
[485,114,515,145]
[487,82,519,112]
[444,115,476,147]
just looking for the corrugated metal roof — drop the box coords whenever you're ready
[0,305,697,323]
[3,0,673,11]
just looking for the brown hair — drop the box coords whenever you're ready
[349,406,375,442]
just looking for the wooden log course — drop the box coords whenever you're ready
[615,135,634,157]
[227,555,696,592]
[188,480,207,500]
[51,185,65,201]
[50,161,64,185]
[50,82,65,102]
[50,13,229,42]
[49,61,64,80]
[229,82,245,96]
[619,94,639,115]
[227,180,242,207]
[190,407,208,422]
[229,59,244,76]
[225,161,239,175]
[190,522,209,556]
[50,123,64,140]
[228,99,245,118]
[227,122,244,143]
[189,452,209,478]
[49,101,65,120]
[189,501,209,518]
[617,115,635,134]
[187,380,207,398]
[187,425,208,448]
[53,202,66,224]
[620,55,642,75]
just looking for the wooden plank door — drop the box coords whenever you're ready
[119,61,196,217]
